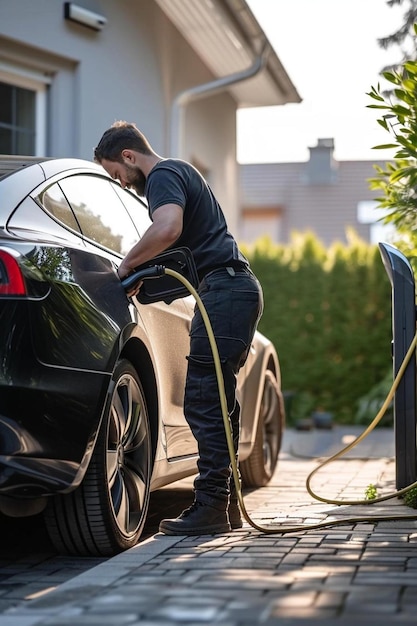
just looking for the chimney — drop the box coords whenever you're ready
[304,138,338,185]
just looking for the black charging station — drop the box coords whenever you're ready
[379,242,417,489]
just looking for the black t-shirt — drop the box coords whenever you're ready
[145,159,248,279]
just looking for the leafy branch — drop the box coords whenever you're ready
[367,25,417,256]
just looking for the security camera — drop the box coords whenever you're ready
[64,2,107,31]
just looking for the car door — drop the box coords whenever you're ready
[57,174,196,459]
[115,185,196,458]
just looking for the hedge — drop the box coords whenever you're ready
[242,231,394,425]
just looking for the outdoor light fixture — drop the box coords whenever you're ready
[64,2,107,31]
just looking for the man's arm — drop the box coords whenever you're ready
[118,203,183,279]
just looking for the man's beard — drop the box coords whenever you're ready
[125,163,146,196]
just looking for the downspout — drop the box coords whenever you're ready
[170,42,270,158]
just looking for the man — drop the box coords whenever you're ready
[94,121,263,535]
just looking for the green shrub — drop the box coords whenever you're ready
[365,484,378,500]
[242,231,393,424]
[367,40,417,266]
[404,485,417,508]
[355,370,394,426]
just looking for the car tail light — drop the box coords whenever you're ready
[0,250,27,295]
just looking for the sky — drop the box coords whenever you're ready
[237,0,405,164]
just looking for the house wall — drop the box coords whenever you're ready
[0,0,239,233]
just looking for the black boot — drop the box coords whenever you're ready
[159,500,231,536]
[228,499,243,529]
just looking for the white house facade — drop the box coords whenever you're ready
[0,0,300,234]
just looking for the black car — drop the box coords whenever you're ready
[0,156,285,556]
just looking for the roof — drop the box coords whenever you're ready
[239,160,389,207]
[154,0,301,108]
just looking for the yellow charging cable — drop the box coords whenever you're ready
[306,329,417,506]
[165,268,417,533]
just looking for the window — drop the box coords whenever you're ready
[357,200,397,244]
[114,186,152,237]
[0,62,49,156]
[40,183,82,233]
[0,82,36,154]
[58,175,141,256]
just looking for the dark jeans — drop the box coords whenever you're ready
[184,266,263,507]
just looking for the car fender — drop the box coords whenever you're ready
[238,331,283,458]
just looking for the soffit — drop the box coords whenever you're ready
[154,0,301,107]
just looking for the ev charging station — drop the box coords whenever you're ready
[379,242,417,489]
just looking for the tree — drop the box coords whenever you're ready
[367,26,417,265]
[378,0,417,67]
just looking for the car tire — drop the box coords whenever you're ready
[240,370,283,488]
[44,359,152,556]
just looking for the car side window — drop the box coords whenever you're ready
[40,183,81,232]
[113,186,152,238]
[58,175,140,256]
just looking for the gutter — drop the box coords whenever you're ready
[170,42,270,158]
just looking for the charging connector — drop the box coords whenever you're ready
[121,265,166,292]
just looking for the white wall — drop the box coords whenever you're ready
[0,0,239,228]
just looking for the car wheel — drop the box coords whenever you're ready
[240,370,283,488]
[44,359,152,556]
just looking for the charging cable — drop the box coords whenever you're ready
[124,266,417,533]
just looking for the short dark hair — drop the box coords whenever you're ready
[94,121,153,163]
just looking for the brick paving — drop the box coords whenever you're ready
[2,426,417,625]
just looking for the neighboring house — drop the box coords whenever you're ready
[0,0,300,235]
[239,138,394,246]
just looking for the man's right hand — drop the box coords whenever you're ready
[117,267,142,298]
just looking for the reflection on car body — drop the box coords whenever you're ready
[0,156,285,556]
